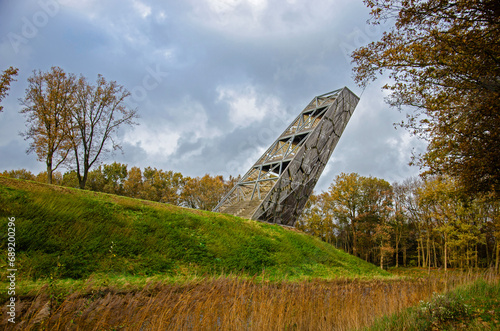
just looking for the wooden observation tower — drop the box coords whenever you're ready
[213,87,360,226]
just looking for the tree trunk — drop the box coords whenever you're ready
[352,221,358,257]
[475,244,478,269]
[78,163,89,189]
[444,237,447,273]
[433,240,438,268]
[46,162,53,184]
[380,247,384,270]
[486,239,490,267]
[495,241,499,273]
[427,235,431,274]
[422,237,427,268]
[417,240,421,267]
[395,234,400,268]
[403,244,407,267]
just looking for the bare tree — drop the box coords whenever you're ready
[70,75,138,189]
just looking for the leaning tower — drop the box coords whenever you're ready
[213,87,360,226]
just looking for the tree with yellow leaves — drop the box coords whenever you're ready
[0,66,18,112]
[352,0,500,196]
[20,67,76,184]
[181,174,231,211]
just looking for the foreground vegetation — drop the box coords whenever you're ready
[0,269,497,330]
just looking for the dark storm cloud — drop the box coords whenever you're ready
[0,0,425,191]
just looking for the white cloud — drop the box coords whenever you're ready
[125,96,222,158]
[156,11,167,22]
[188,0,348,38]
[205,0,267,16]
[206,0,240,14]
[132,0,152,19]
[217,85,283,129]
[58,0,99,19]
[61,0,151,19]
[152,48,176,62]
[175,96,222,142]
[124,123,180,157]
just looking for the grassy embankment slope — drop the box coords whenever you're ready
[0,177,388,291]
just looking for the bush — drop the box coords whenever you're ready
[418,292,472,324]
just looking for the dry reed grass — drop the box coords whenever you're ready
[2,270,498,330]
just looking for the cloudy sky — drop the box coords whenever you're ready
[0,0,426,192]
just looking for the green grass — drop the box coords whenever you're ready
[0,177,389,293]
[364,278,500,330]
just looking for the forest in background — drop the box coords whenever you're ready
[297,173,499,271]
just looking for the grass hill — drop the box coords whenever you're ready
[0,177,389,283]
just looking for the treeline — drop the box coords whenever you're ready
[297,173,500,271]
[1,163,238,211]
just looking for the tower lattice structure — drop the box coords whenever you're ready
[214,87,360,226]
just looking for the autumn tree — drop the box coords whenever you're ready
[296,193,336,244]
[352,0,500,196]
[327,173,364,256]
[69,75,138,189]
[86,167,108,193]
[85,163,128,195]
[298,173,393,265]
[415,176,488,270]
[102,162,128,195]
[20,67,76,184]
[398,177,426,267]
[0,66,18,112]
[35,171,63,185]
[61,170,79,188]
[181,174,228,211]
[471,193,500,270]
[1,169,35,181]
[123,166,143,198]
[391,181,411,267]
[359,176,393,267]
[484,198,500,272]
[141,167,185,204]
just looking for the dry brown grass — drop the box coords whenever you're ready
[2,270,498,330]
